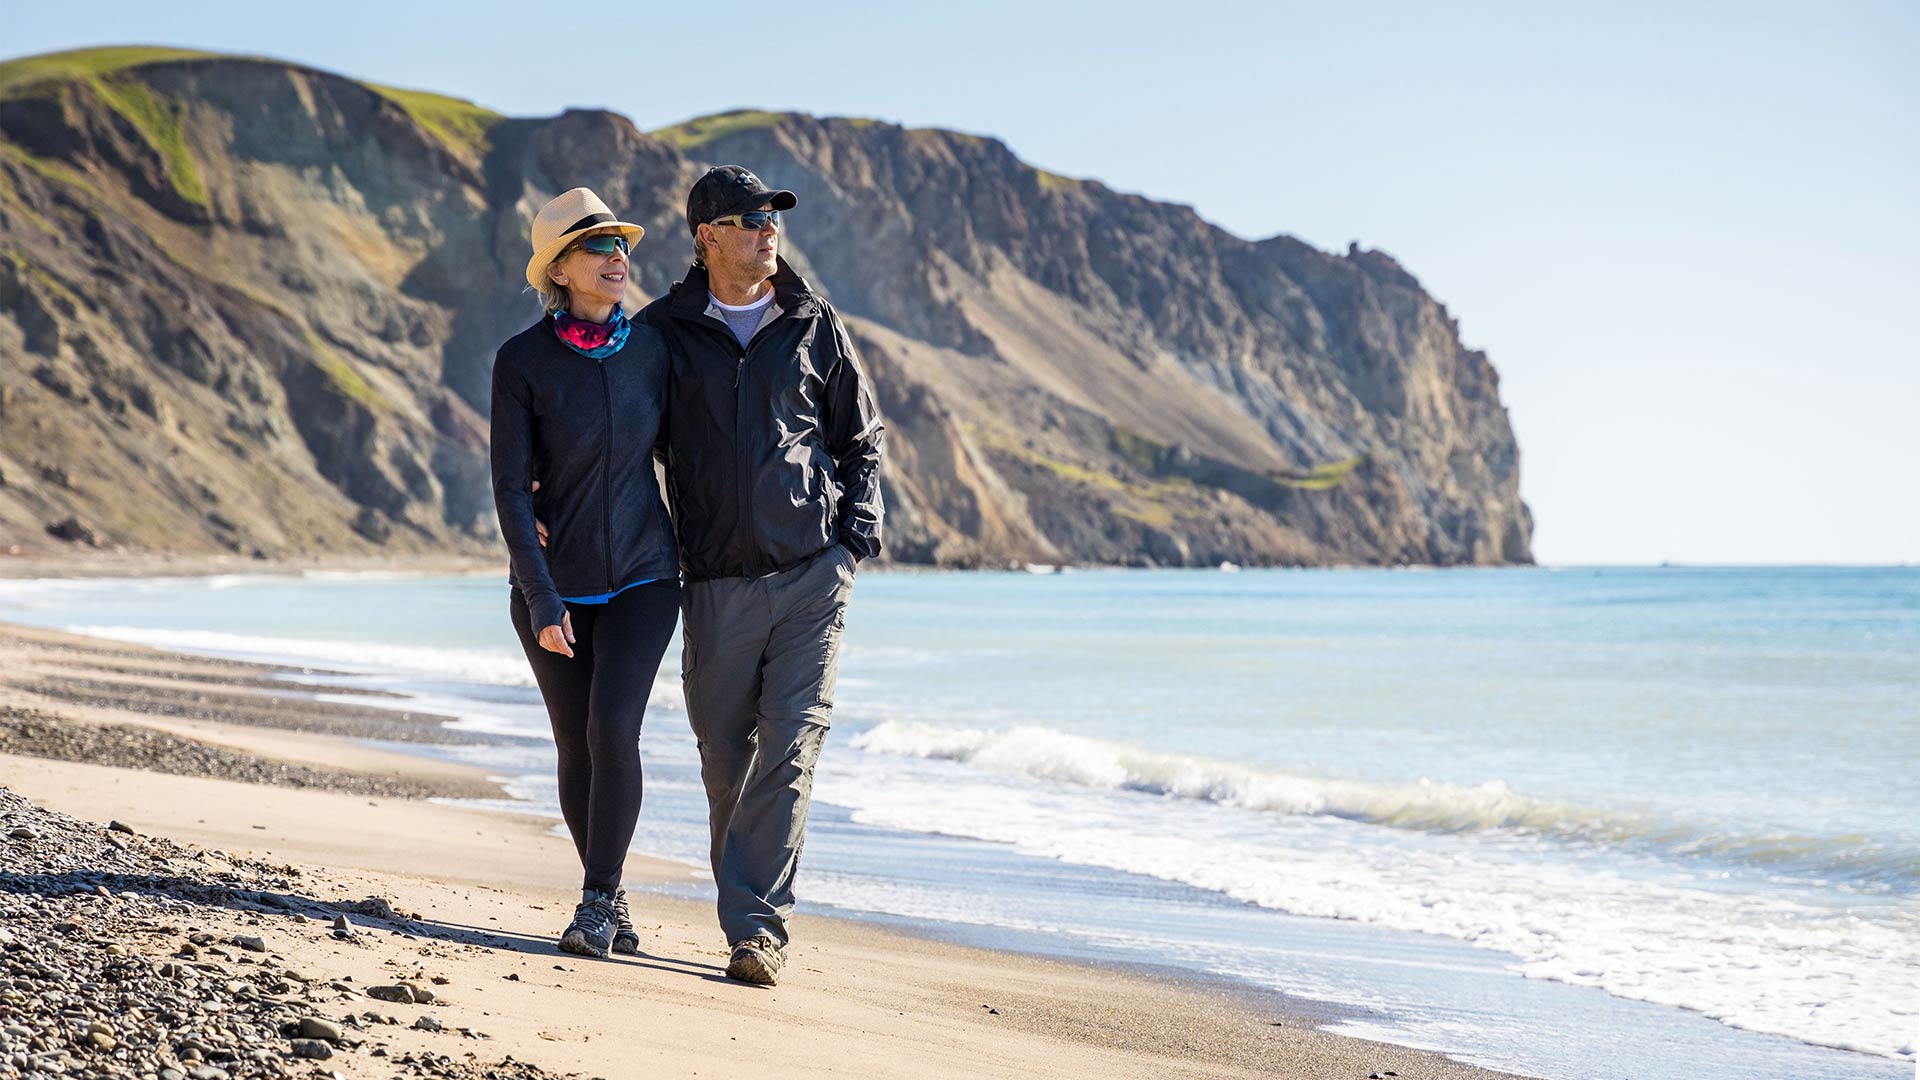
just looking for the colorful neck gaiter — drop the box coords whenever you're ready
[551,308,631,359]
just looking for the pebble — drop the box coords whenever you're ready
[289,1038,333,1059]
[0,787,572,1080]
[231,934,266,952]
[297,1016,344,1041]
[366,984,415,1003]
[107,820,136,834]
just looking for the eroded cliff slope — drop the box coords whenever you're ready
[0,49,1531,566]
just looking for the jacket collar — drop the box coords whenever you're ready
[669,256,820,321]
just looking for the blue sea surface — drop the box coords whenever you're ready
[1,566,1913,1080]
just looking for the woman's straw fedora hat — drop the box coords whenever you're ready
[525,188,645,289]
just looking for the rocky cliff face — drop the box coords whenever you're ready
[0,49,1531,567]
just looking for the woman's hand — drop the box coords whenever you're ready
[537,611,576,657]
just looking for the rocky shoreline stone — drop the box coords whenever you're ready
[0,787,584,1080]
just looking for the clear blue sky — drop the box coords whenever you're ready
[7,2,1916,564]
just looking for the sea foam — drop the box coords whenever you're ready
[849,720,1917,888]
[68,625,541,687]
[824,736,1920,1061]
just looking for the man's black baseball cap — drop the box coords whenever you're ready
[687,165,797,234]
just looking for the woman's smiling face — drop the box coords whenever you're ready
[548,229,629,312]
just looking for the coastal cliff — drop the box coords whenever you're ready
[0,48,1531,566]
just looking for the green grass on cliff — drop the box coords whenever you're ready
[2,47,504,190]
[0,46,216,97]
[1271,454,1366,490]
[976,428,1189,528]
[363,84,503,161]
[0,47,213,206]
[1109,428,1165,473]
[1035,169,1082,192]
[652,109,786,150]
[304,334,389,411]
[0,161,55,234]
[0,134,101,198]
[95,77,209,205]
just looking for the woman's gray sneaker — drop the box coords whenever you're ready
[725,935,785,986]
[559,891,617,958]
[611,889,639,955]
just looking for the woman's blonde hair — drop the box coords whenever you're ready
[531,274,570,313]
[530,241,575,312]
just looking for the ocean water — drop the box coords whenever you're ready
[1,566,1913,1079]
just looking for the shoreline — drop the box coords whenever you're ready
[4,552,1906,589]
[2,572,1913,1078]
[0,619,1530,1079]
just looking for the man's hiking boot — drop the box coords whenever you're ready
[725,935,785,986]
[559,890,617,958]
[611,888,640,956]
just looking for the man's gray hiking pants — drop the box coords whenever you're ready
[681,543,855,947]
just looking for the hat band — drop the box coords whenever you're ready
[561,212,615,235]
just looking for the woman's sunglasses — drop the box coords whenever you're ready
[710,210,781,231]
[571,234,631,257]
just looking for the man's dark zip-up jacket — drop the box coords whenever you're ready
[490,316,679,631]
[638,258,884,582]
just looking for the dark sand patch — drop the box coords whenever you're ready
[0,706,499,800]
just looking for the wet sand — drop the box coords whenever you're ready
[0,621,1528,1079]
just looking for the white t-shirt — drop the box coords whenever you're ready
[709,290,775,349]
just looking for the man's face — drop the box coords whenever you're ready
[700,200,779,280]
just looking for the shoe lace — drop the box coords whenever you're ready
[611,890,634,930]
[572,894,616,931]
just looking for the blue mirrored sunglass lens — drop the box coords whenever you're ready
[578,235,629,255]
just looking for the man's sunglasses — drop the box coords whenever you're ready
[709,210,782,230]
[570,234,630,257]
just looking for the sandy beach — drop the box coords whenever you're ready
[0,619,1530,1080]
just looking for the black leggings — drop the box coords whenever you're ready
[510,581,681,894]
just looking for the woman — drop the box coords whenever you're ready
[491,188,680,958]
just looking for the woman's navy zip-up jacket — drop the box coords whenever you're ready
[490,316,679,632]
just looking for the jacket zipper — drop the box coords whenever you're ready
[684,295,804,579]
[597,355,613,593]
[732,308,794,577]
[734,339,754,575]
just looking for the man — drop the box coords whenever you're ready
[641,166,884,986]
